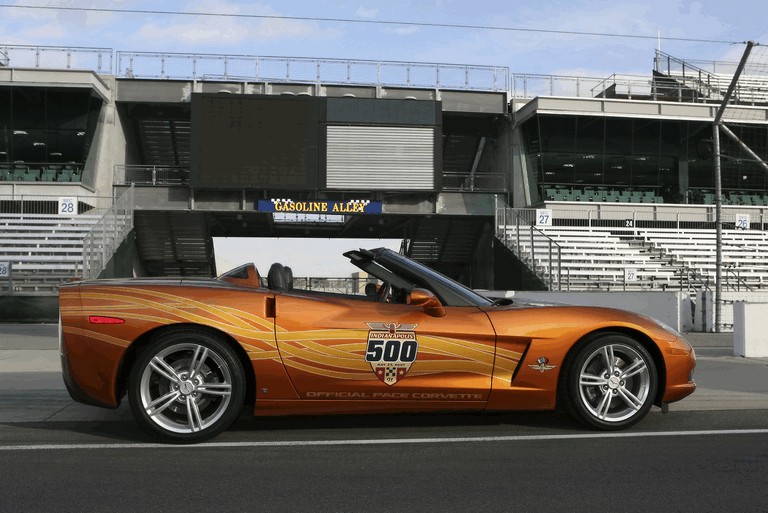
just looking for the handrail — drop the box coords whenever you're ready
[495,197,562,290]
[724,264,754,292]
[654,50,768,105]
[510,206,768,229]
[0,194,113,215]
[82,186,134,280]
[654,50,713,78]
[0,44,112,73]
[116,51,509,92]
[674,264,712,293]
[114,165,189,186]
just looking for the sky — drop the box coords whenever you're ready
[214,237,401,276]
[3,0,767,276]
[1,0,766,77]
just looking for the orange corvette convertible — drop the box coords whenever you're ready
[59,248,695,443]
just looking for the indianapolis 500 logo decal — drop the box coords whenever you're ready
[365,323,419,385]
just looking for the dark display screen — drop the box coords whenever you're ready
[191,94,319,189]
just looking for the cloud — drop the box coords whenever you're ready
[384,25,420,36]
[355,6,379,19]
[132,1,333,48]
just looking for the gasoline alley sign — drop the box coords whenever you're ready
[257,198,383,214]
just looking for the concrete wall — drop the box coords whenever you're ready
[733,302,768,357]
[696,290,768,332]
[86,75,121,196]
[0,296,58,322]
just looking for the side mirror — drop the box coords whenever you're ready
[409,288,446,317]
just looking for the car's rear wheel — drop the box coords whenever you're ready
[128,329,245,443]
[561,333,657,430]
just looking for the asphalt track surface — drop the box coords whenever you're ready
[1,324,767,512]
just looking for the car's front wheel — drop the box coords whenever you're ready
[561,333,657,430]
[128,329,245,443]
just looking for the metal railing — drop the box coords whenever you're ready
[114,165,189,186]
[441,171,506,192]
[518,205,768,230]
[724,264,754,292]
[115,51,509,92]
[0,44,112,73]
[654,50,768,105]
[0,194,113,215]
[292,276,378,295]
[511,73,657,100]
[495,197,562,290]
[82,187,134,280]
[6,43,765,107]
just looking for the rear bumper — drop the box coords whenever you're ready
[60,333,117,409]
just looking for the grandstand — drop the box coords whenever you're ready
[1,43,768,329]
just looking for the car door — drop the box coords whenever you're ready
[274,292,497,405]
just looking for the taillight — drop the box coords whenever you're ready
[88,316,125,324]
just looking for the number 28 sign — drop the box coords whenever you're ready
[58,197,77,216]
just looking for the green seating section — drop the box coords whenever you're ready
[544,187,664,203]
[691,190,768,206]
[0,164,83,182]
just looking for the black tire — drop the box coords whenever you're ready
[560,333,657,430]
[128,329,246,443]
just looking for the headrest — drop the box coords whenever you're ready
[365,282,378,296]
[283,266,294,291]
[267,263,287,291]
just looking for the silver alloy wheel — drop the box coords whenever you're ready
[577,342,651,423]
[139,342,233,434]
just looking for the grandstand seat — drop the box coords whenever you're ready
[24,168,39,181]
[56,168,71,181]
[40,167,57,182]
[10,164,27,181]
[0,213,104,294]
[500,222,768,293]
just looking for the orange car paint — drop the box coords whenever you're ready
[59,279,695,415]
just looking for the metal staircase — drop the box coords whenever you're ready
[134,210,213,276]
[403,216,489,281]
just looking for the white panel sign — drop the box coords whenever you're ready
[326,126,435,190]
[0,262,9,279]
[735,214,750,230]
[624,268,637,282]
[58,197,77,216]
[535,209,553,226]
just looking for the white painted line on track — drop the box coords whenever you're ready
[2,428,768,451]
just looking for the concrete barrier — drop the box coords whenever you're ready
[733,302,768,357]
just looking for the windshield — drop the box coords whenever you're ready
[348,248,493,307]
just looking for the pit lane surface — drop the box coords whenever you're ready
[2,326,768,512]
[2,410,768,513]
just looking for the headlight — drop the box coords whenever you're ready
[640,314,683,340]
[655,319,682,338]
